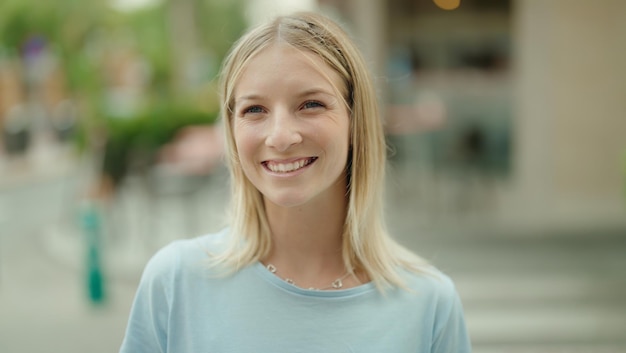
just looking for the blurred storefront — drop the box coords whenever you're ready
[2,0,624,234]
[320,0,626,231]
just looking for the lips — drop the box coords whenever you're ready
[263,157,317,173]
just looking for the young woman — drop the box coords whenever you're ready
[120,11,471,352]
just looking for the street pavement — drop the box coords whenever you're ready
[1,151,625,353]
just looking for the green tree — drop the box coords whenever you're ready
[0,0,247,112]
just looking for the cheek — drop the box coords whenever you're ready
[326,126,351,167]
[233,124,255,158]
[233,126,264,186]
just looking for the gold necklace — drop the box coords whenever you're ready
[266,264,352,290]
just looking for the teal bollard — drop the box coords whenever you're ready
[80,204,106,304]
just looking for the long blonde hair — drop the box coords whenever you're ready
[214,11,427,290]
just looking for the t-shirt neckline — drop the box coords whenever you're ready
[252,262,376,298]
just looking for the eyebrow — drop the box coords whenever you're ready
[235,94,266,103]
[235,88,336,103]
[295,87,336,98]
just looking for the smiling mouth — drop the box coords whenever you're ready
[263,157,317,173]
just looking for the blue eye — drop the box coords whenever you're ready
[244,105,263,114]
[303,101,324,109]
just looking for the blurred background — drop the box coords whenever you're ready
[0,0,625,352]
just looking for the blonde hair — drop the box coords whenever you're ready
[214,11,428,290]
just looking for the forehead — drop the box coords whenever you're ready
[233,42,345,98]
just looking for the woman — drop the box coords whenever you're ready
[120,11,471,352]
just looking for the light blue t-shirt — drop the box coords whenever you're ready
[120,229,471,352]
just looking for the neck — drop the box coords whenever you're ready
[262,184,348,283]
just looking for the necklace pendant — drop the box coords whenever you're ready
[267,264,276,273]
[331,278,343,289]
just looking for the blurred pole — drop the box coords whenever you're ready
[512,0,626,226]
[623,150,626,204]
[167,0,201,94]
[511,0,556,221]
[346,0,387,79]
[80,203,106,304]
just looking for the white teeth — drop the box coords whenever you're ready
[267,159,311,173]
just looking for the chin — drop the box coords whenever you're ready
[263,190,311,209]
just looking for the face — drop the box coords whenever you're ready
[232,42,351,209]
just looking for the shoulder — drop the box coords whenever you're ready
[403,268,471,351]
[401,265,461,307]
[403,265,456,289]
[140,228,231,283]
[402,266,469,340]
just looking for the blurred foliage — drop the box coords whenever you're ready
[0,0,246,118]
[0,0,112,98]
[102,105,219,152]
[1,0,245,175]
[93,106,219,183]
[195,0,248,61]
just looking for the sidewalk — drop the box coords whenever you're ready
[0,144,132,353]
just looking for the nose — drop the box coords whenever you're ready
[265,109,302,151]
